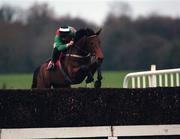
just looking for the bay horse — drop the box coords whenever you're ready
[31,28,104,88]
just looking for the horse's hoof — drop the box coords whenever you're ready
[94,80,101,88]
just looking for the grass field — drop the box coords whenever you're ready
[0,71,129,89]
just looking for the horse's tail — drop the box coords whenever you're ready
[31,66,41,88]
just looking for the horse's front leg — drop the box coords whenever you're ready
[94,66,103,88]
[85,71,94,83]
[77,65,94,83]
[85,59,103,84]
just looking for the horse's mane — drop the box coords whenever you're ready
[74,28,95,43]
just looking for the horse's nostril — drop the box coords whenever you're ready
[95,58,103,66]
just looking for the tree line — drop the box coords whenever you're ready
[0,3,180,73]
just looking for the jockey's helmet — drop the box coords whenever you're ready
[59,26,70,36]
[59,26,72,42]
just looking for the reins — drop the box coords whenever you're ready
[73,45,90,56]
[65,35,97,59]
[65,53,91,58]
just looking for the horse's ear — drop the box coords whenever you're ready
[96,28,102,36]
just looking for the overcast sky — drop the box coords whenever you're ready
[0,0,180,25]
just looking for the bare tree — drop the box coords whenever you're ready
[0,5,15,22]
[27,2,55,25]
[108,1,132,17]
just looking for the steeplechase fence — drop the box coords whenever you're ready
[0,87,180,138]
[123,65,180,88]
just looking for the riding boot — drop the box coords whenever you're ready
[47,61,55,71]
[48,47,60,71]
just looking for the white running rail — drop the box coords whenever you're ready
[123,65,180,88]
[1,124,180,139]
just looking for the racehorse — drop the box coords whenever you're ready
[31,28,104,88]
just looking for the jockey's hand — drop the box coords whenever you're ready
[67,40,74,47]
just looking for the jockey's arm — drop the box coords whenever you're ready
[52,26,76,52]
[53,35,70,51]
[50,35,69,60]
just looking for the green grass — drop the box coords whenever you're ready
[0,71,129,89]
[0,73,33,89]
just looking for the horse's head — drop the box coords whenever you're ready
[74,28,104,64]
[73,28,104,87]
[86,28,104,64]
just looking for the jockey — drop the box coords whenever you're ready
[47,26,76,70]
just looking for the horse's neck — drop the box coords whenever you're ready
[60,36,91,78]
[62,48,91,69]
[60,35,96,83]
[63,36,88,56]
[61,49,91,79]
[75,36,86,48]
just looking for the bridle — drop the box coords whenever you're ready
[73,45,90,56]
[65,35,97,59]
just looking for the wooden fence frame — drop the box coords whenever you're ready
[1,124,180,139]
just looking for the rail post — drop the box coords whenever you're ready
[149,65,157,87]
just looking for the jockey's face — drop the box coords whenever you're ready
[61,33,71,43]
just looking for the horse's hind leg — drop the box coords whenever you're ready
[36,72,51,88]
[37,81,50,88]
[31,66,41,88]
